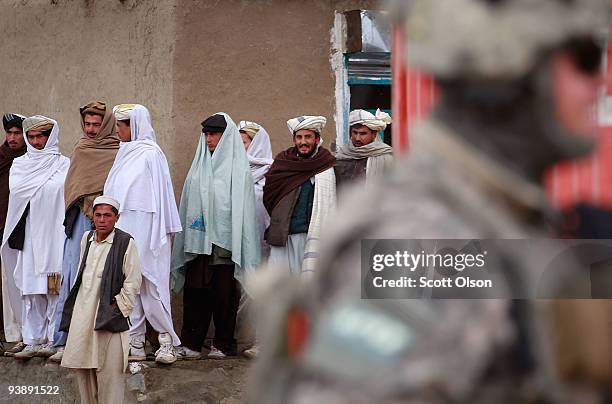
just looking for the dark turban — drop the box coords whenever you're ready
[201,114,227,133]
[2,113,26,132]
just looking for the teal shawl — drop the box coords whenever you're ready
[171,113,261,292]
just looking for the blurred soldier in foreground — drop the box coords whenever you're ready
[248,1,610,403]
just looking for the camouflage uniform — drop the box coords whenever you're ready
[247,1,609,403]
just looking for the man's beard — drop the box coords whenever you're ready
[296,145,316,158]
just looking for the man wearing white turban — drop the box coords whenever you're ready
[104,104,182,364]
[335,109,394,191]
[1,116,70,359]
[263,115,336,276]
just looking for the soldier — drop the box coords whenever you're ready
[248,1,610,403]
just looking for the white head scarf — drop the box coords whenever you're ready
[349,109,392,132]
[104,104,181,257]
[129,104,156,142]
[244,123,273,257]
[245,123,273,185]
[287,115,327,135]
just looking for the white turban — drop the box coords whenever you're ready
[349,109,392,132]
[93,195,120,211]
[238,120,261,139]
[287,115,327,135]
[113,103,137,121]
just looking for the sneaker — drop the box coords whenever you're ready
[36,342,57,358]
[155,333,177,364]
[176,346,201,360]
[14,344,41,360]
[128,339,146,362]
[48,346,64,363]
[207,345,226,360]
[4,341,26,357]
[243,345,259,359]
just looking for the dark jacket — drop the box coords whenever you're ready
[334,158,368,191]
[60,228,133,333]
[288,180,315,235]
[265,186,301,247]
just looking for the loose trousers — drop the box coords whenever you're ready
[181,255,240,355]
[74,332,125,404]
[22,294,58,345]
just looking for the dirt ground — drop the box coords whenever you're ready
[0,355,252,403]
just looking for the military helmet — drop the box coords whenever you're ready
[399,0,609,79]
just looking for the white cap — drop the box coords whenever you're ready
[93,195,120,212]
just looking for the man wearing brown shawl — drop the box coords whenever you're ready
[263,115,336,276]
[0,113,26,354]
[49,102,119,362]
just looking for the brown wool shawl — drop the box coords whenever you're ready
[263,146,335,214]
[0,142,25,230]
[64,102,120,218]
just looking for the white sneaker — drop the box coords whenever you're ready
[129,339,146,362]
[48,346,64,363]
[207,345,226,360]
[243,345,259,359]
[36,342,57,358]
[14,344,41,360]
[155,333,177,364]
[176,346,201,360]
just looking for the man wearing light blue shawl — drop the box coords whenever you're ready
[171,113,260,359]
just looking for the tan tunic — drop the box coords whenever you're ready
[61,230,141,371]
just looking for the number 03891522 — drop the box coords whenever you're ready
[8,385,60,395]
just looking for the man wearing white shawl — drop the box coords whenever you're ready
[1,116,70,359]
[237,120,273,358]
[335,109,393,191]
[104,104,182,364]
[263,116,336,276]
[171,113,260,359]
[239,120,273,258]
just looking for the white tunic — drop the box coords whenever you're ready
[62,230,141,371]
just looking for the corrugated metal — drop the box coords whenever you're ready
[347,52,391,83]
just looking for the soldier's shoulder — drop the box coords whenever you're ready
[333,162,479,241]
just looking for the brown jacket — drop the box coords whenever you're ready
[265,187,301,247]
[334,158,367,192]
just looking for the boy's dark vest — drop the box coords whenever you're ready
[60,228,133,333]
